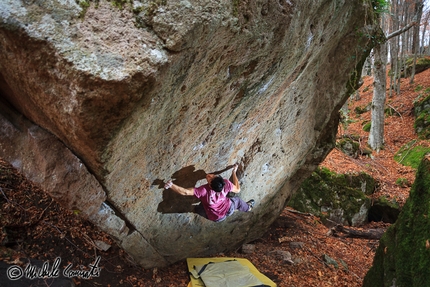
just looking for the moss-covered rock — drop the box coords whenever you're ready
[336,136,360,158]
[363,155,430,287]
[401,56,430,78]
[354,103,371,115]
[414,94,430,139]
[289,167,376,226]
[394,140,430,169]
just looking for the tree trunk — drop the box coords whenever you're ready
[428,28,430,55]
[398,2,408,93]
[421,12,429,55]
[409,1,424,84]
[368,7,416,152]
[368,41,388,152]
[389,0,400,97]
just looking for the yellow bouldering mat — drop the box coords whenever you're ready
[186,257,276,287]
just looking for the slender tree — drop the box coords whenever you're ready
[369,15,388,152]
[368,6,418,151]
[389,0,401,97]
[410,0,424,83]
[421,9,429,55]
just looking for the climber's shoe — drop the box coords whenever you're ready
[247,199,255,211]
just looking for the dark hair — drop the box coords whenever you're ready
[210,176,225,192]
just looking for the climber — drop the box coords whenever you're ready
[164,164,255,222]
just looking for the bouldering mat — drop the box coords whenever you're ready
[186,257,276,287]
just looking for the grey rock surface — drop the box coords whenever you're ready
[0,0,378,267]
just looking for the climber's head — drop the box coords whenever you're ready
[206,174,225,192]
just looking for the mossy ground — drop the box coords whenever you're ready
[394,140,430,169]
[362,121,371,132]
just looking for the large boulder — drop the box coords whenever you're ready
[0,0,378,267]
[363,155,430,287]
[414,93,430,139]
[288,167,376,227]
[401,56,430,78]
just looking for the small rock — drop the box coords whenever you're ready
[322,254,338,269]
[94,240,111,251]
[289,241,304,249]
[278,236,289,243]
[241,244,255,254]
[270,249,294,264]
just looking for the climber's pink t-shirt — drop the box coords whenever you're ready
[194,179,233,221]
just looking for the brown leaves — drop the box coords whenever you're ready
[321,69,430,206]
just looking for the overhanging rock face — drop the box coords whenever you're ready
[0,0,377,267]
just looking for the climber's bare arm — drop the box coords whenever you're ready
[230,164,241,193]
[164,181,194,196]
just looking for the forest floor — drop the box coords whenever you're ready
[1,67,430,287]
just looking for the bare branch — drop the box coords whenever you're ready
[386,21,418,40]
